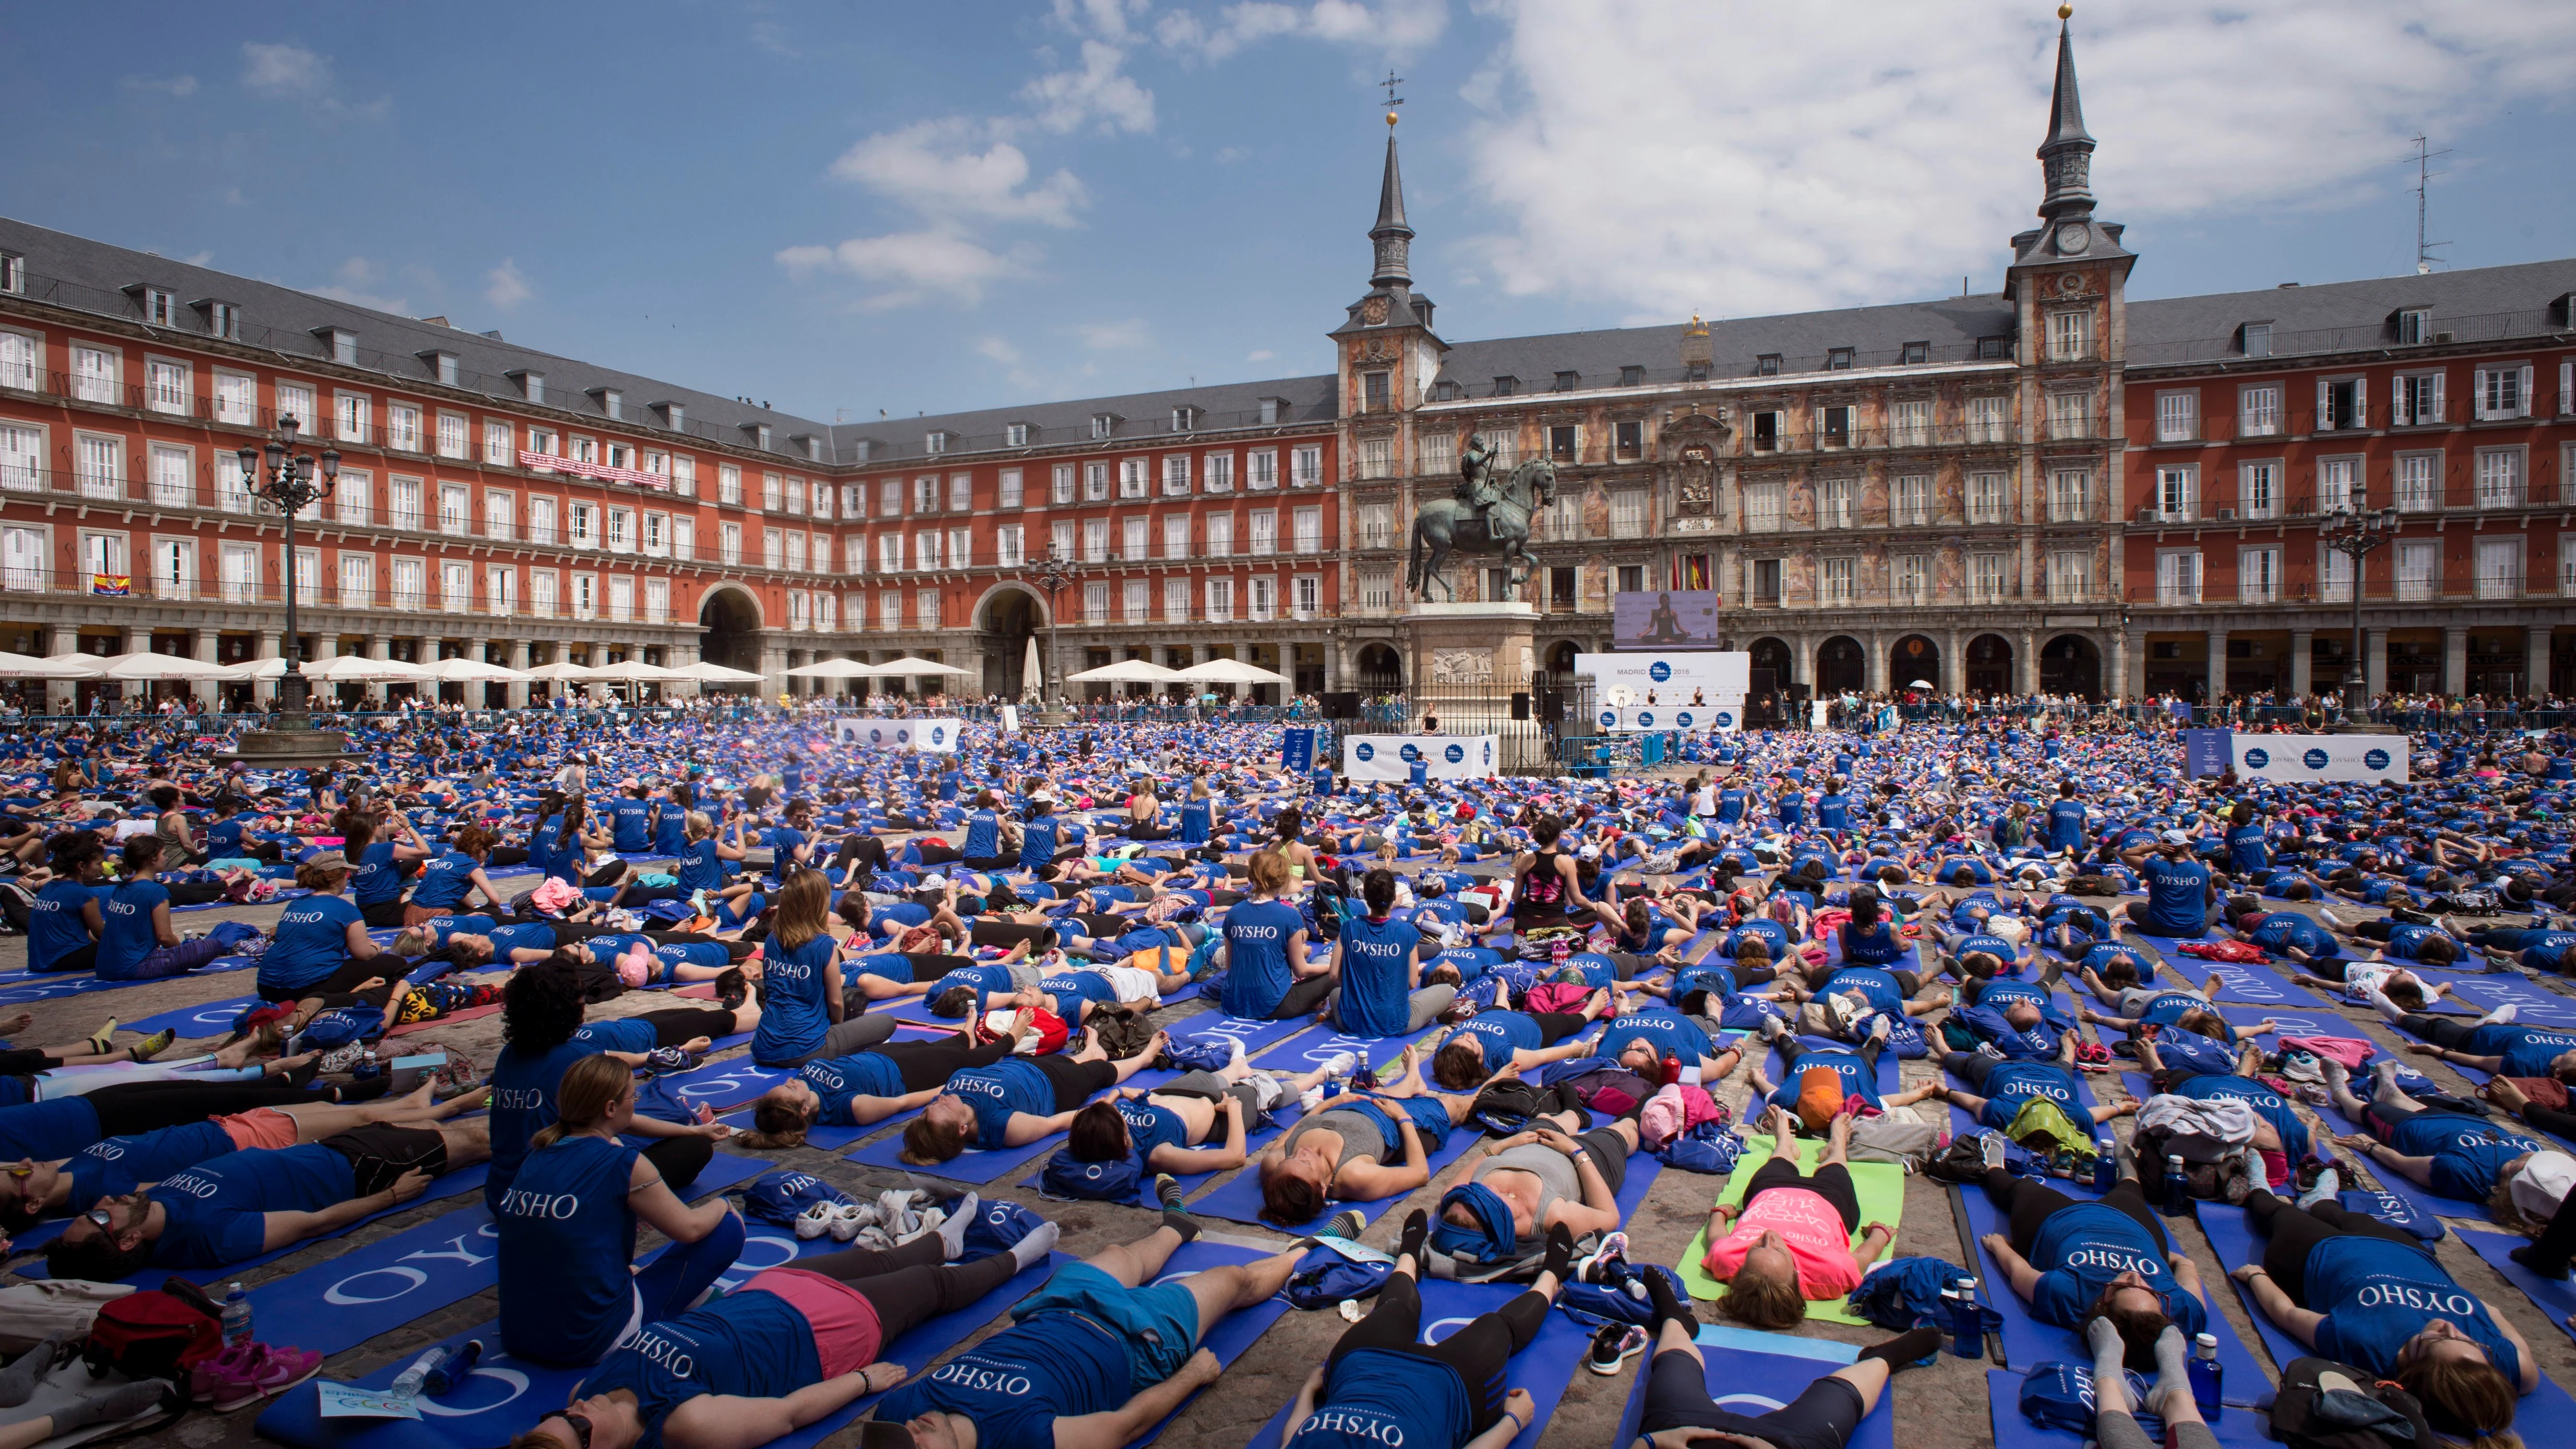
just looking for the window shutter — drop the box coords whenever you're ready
[2472,369,2489,421]
[2563,360,2573,415]
[2430,372,2445,423]
[2316,377,2333,431]
[2520,365,2535,417]
[2393,374,2407,420]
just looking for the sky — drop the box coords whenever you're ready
[4,0,2574,426]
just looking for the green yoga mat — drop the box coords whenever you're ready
[1676,1135,1906,1325]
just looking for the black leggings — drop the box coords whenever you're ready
[637,1008,739,1046]
[82,1080,332,1137]
[913,839,960,866]
[807,1234,1021,1340]
[869,1034,1014,1092]
[1031,1053,1118,1110]
[1743,1157,1862,1234]
[40,944,98,976]
[1641,1350,1868,1449]
[833,836,891,875]
[2398,1014,2479,1050]
[970,920,1056,951]
[643,1134,713,1193]
[1268,973,1337,1021]
[258,957,397,1001]
[360,898,409,928]
[1982,1171,2167,1259]
[1325,1272,1549,1435]
[1529,1011,1589,1046]
[2242,1190,2419,1302]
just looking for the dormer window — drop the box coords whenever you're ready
[510,369,545,405]
[1432,380,1460,402]
[596,388,624,420]
[651,400,685,431]
[802,434,823,462]
[1006,422,1029,446]
[197,299,240,339]
[1755,354,1781,376]
[419,351,458,386]
[1492,376,1517,397]
[2239,323,2273,358]
[0,254,21,294]
[1090,413,1116,440]
[1685,363,1709,383]
[1171,407,1197,432]
[925,430,950,455]
[1258,398,1284,426]
[2394,308,2433,345]
[756,424,773,451]
[1826,347,1855,370]
[136,287,177,326]
[2559,294,2576,329]
[1554,371,1580,392]
[1619,365,1644,387]
[314,327,358,366]
[1901,341,1929,365]
[1977,336,2012,361]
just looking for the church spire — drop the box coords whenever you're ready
[1371,115,1413,291]
[2036,4,2096,223]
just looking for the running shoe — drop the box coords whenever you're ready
[190,1344,258,1407]
[211,1343,323,1412]
[1586,1324,1648,1376]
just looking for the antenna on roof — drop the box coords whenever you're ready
[2406,135,2452,275]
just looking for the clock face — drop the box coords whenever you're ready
[2056,224,2091,255]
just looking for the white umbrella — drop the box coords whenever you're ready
[581,659,681,683]
[785,659,880,678]
[418,657,524,683]
[0,651,103,679]
[1175,657,1292,686]
[1067,659,1180,684]
[308,654,436,682]
[877,656,971,677]
[217,658,288,682]
[521,661,599,682]
[102,652,227,681]
[1021,636,1040,693]
[1908,678,1934,689]
[667,660,764,683]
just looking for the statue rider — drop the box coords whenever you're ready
[1455,435,1500,518]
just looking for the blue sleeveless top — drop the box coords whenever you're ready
[496,1134,642,1366]
[1290,1347,1472,1449]
[1334,914,1421,1038]
[751,933,836,1066]
[949,1059,1054,1147]
[803,1051,904,1125]
[579,1286,823,1449]
[1218,899,1304,1019]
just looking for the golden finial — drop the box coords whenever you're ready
[1387,110,1399,128]
[2057,3,2072,18]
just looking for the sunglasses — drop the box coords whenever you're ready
[555,1413,594,1449]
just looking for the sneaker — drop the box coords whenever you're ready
[1979,1132,2008,1172]
[1319,1051,1358,1080]
[1227,1036,1249,1071]
[1586,1323,1649,1375]
[1298,1084,1327,1113]
[190,1343,258,1407]
[1756,1014,1787,1043]
[212,1343,322,1412]
[1319,1209,1365,1241]
[1576,1230,1630,1285]
[643,1046,703,1075]
[795,1201,869,1241]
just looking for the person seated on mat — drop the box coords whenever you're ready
[1972,1135,2210,1369]
[1216,849,1334,1022]
[2321,1057,2570,1216]
[753,871,906,1067]
[2118,832,2217,936]
[2364,998,2576,1085]
[1435,1107,1640,1252]
[1282,1210,1573,1449]
[41,1115,492,1274]
[1322,867,1457,1037]
[1833,887,1912,968]
[1067,1051,1350,1182]
[1926,1031,2132,1129]
[895,1028,1165,1165]
[497,1054,750,1367]
[93,837,233,982]
[2228,1187,2537,1442]
[1427,1000,1611,1091]
[1594,998,1740,1084]
[0,1082,474,1235]
[256,851,397,1002]
[857,1214,1302,1449]
[1255,1045,1487,1229]
[1700,1105,1895,1329]
[734,1030,1017,1142]
[508,1208,1070,1449]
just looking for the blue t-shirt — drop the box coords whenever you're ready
[2386,1113,2550,1202]
[877,1311,1128,1449]
[1819,967,1904,1016]
[1838,918,1906,967]
[579,1286,823,1449]
[351,841,406,906]
[409,852,480,911]
[611,799,653,853]
[1290,1347,1472,1449]
[2140,857,2212,936]
[2172,1075,2309,1162]
[1335,915,1422,1038]
[1455,1011,1544,1071]
[1765,1048,1883,1109]
[1116,1096,1189,1164]
[1599,1010,1709,1066]
[1218,899,1306,1019]
[153,1144,359,1268]
[751,934,836,1066]
[653,802,688,856]
[2471,1025,2576,1078]
[1973,1062,2084,1130]
[2047,801,2087,850]
[764,827,806,884]
[26,879,105,973]
[497,1134,643,1367]
[2027,1202,2205,1338]
[486,1040,592,1210]
[962,811,1002,860]
[802,1051,904,1126]
[2308,1235,2520,1384]
[486,922,558,958]
[65,1120,236,1216]
[95,879,170,980]
[571,1018,659,1055]
[949,1059,1056,1148]
[260,893,365,993]
[0,1098,103,1160]
[931,962,1018,1015]
[1040,971,1117,1016]
[674,839,727,895]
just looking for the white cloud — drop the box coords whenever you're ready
[121,74,198,97]
[310,256,408,314]
[1158,0,1447,61]
[829,119,1086,227]
[749,20,798,56]
[1022,39,1156,133]
[1246,348,1276,361]
[775,231,1028,309]
[239,41,387,121]
[485,259,534,312]
[1215,145,1250,163]
[1457,0,2576,319]
[976,337,1025,365]
[1076,318,1149,350]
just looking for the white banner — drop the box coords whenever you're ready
[999,705,1020,734]
[1591,698,1743,734]
[1572,651,1749,707]
[1343,734,1499,780]
[838,718,964,752]
[2232,734,2409,784]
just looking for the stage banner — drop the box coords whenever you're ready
[1611,590,1720,648]
[1343,734,1498,781]
[1573,651,1749,706]
[2182,729,2234,778]
[1590,699,1743,734]
[837,718,963,751]
[1281,727,1316,775]
[913,718,963,753]
[2232,733,2408,784]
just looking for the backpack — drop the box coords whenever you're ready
[1468,1078,1549,1137]
[1846,1255,2000,1333]
[1555,1264,1687,1329]
[1157,1035,1239,1072]
[82,1282,223,1383]
[2269,1356,2439,1449]
[1085,1010,1157,1061]
[1039,1149,1141,1202]
[740,1169,856,1228]
[1549,1064,1658,1119]
[963,1198,1052,1257]
[2021,1362,2150,1435]
[2339,1188,2444,1243]
[1283,1244,1395,1309]
[1927,1131,2040,1184]
[1653,1120,1746,1174]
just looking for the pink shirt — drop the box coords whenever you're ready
[743,1268,882,1376]
[1700,1186,1862,1300]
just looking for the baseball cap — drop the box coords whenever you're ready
[2511,1151,2576,1220]
[2159,829,2191,845]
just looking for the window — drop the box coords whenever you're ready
[1090,413,1114,440]
[1120,518,1146,561]
[2397,372,2444,425]
[2567,443,2576,505]
[2156,550,2202,605]
[336,552,370,609]
[1041,464,1071,506]
[1249,576,1276,621]
[2155,465,2198,522]
[1967,472,2007,525]
[924,431,947,456]
[385,402,420,453]
[2048,548,2089,601]
[1113,459,1145,499]
[1358,502,1392,550]
[0,423,38,491]
[1613,489,1648,538]
[674,516,694,559]
[1750,558,1782,604]
[488,565,517,617]
[1077,463,1106,503]
[1122,578,1149,623]
[608,576,634,623]
[531,570,557,617]
[214,371,254,426]
[1819,479,1855,531]
[2395,453,2440,512]
[943,473,969,511]
[1894,554,1928,604]
[1745,482,1781,533]
[2046,309,2092,361]
[1249,510,1277,556]
[1359,569,1393,612]
[145,359,188,415]
[524,494,556,544]
[2318,457,2358,514]
[1295,574,1320,616]
[434,411,466,459]
[74,434,119,500]
[438,484,468,535]
[1164,577,1191,620]
[1357,436,1392,479]
[611,507,638,554]
[148,445,190,508]
[389,476,423,531]
[2049,468,2088,522]
[568,500,597,548]
[2395,308,2433,345]
[2239,462,2279,519]
[2241,323,2272,357]
[642,511,668,556]
[2395,539,2437,600]
[152,537,189,600]
[1247,449,1278,489]
[720,465,744,507]
[72,346,117,404]
[2239,546,2280,604]
[1293,506,1322,554]
[484,493,513,540]
[270,381,314,432]
[440,559,471,613]
[571,573,595,619]
[1892,474,1930,527]
[1082,519,1108,563]
[1549,425,1577,461]
[2477,537,2524,600]
[770,474,790,512]
[994,524,1024,568]
[2155,391,2198,442]
[1603,420,1640,460]
[1292,446,1321,488]
[2318,545,2352,603]
[0,254,19,295]
[879,590,902,628]
[728,524,752,567]
[1966,395,2007,444]
[764,528,785,569]
[483,420,512,465]
[1823,556,1855,603]
[2475,364,2534,420]
[1049,521,1073,560]
[671,456,696,496]
[2239,384,2280,438]
[1082,581,1109,623]
[779,475,803,515]
[2046,392,2090,440]
[1826,348,1855,371]
[1816,405,1853,446]
[1204,513,1234,558]
[1889,399,1930,447]
[226,543,264,604]
[1204,452,1234,492]
[1363,371,1390,411]
[1006,423,1028,447]
[1206,578,1234,622]
[648,579,671,624]
[1970,551,2007,603]
[2477,448,2524,508]
[2318,377,2366,431]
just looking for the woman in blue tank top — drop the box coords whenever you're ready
[497,1055,745,1367]
[749,873,900,1067]
[2232,1188,2536,1440]
[26,832,108,974]
[1428,1004,1607,1090]
[1218,850,1324,1020]
[1327,868,1453,1038]
[403,826,502,927]
[651,786,691,857]
[1836,888,1908,967]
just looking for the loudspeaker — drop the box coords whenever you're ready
[1749,668,1777,697]
[1538,688,1565,722]
[1786,682,1809,703]
[1322,692,1360,720]
[1510,692,1531,721]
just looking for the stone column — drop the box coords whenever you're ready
[2442,625,2468,698]
[2119,627,2144,703]
[46,624,77,715]
[2527,626,2555,703]
[2288,628,2314,698]
[508,639,531,709]
[1865,632,1889,695]
[369,634,389,660]
[2017,628,2038,695]
[2204,626,2228,704]
[1941,628,1964,696]
[192,627,220,709]
[2365,627,2388,698]
[762,642,786,702]
[1787,635,1812,693]
[256,629,282,705]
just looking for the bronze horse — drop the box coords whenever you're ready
[1406,457,1556,602]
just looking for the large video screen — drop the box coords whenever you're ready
[1611,590,1720,649]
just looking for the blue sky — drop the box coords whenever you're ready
[4,1,2572,423]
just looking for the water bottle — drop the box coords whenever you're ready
[424,1340,482,1397]
[2163,1153,2193,1215]
[220,1283,252,1348]
[2092,1138,2116,1192]
[1949,1276,1984,1360]
[389,1346,450,1400]
[2188,1332,2225,1420]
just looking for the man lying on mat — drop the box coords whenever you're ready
[1701,1106,1893,1330]
[895,1030,1165,1165]
[2319,1056,2570,1221]
[41,1117,490,1274]
[1971,1134,2211,1371]
[1926,1031,2132,1132]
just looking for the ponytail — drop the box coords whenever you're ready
[531,1055,631,1152]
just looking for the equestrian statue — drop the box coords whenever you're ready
[1406,436,1556,602]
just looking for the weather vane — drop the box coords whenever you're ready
[1382,69,1404,125]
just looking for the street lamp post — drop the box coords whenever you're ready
[1029,546,1082,706]
[226,416,342,756]
[2320,502,2401,725]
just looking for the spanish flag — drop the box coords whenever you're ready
[90,574,130,596]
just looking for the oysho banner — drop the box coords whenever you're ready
[2233,733,2409,784]
[1591,699,1744,733]
[1572,652,1749,705]
[837,718,964,752]
[1343,734,1499,780]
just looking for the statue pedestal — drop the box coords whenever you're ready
[217,718,350,770]
[1405,602,1537,694]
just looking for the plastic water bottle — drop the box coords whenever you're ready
[1949,1276,1984,1360]
[2092,1139,2116,1192]
[2188,1332,2225,1420]
[2163,1153,2192,1215]
[389,1347,451,1400]
[424,1340,482,1396]
[220,1283,252,1348]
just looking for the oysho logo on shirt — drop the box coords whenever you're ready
[496,1188,582,1219]
[620,1327,698,1381]
[1297,1409,1407,1443]
[929,1357,1035,1396]
[159,1171,222,1199]
[2352,1280,2476,1317]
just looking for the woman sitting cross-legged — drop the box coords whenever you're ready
[1700,1105,1894,1329]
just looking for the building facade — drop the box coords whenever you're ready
[0,14,2566,711]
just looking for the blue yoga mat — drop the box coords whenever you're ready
[1767,1035,1902,1095]
[2196,954,2331,1008]
[0,956,259,1006]
[1954,1181,2271,1404]
[845,1066,1180,1185]
[1186,1104,1483,1233]
[647,1054,797,1113]
[1612,1337,1896,1449]
[2457,1226,2576,1346]
[1245,1274,1601,1449]
[255,1251,1065,1449]
[1986,1365,2275,1449]
[2308,1093,2490,1223]
[1251,1016,1443,1076]
[1167,1006,1323,1059]
[2439,974,2576,1031]
[15,1160,492,1285]
[118,992,266,1038]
